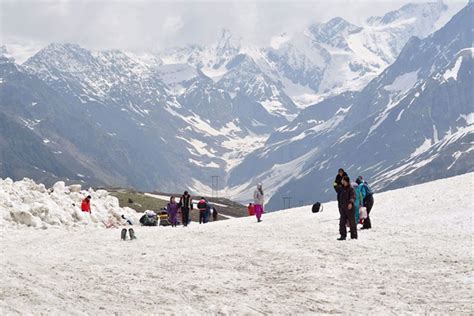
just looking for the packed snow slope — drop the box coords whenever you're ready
[1,173,472,314]
[0,178,138,229]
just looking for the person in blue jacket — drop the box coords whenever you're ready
[356,176,375,229]
[353,181,366,224]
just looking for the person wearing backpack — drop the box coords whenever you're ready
[179,191,193,227]
[356,176,374,229]
[197,198,208,224]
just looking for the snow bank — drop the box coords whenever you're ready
[0,178,138,229]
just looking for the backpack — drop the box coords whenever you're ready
[363,182,373,196]
[312,202,323,213]
[197,200,207,211]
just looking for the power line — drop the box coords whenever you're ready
[211,176,219,198]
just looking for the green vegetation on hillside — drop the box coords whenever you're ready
[110,191,166,213]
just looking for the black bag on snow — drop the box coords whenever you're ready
[312,202,323,213]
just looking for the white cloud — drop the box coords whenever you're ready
[163,16,184,34]
[0,0,468,59]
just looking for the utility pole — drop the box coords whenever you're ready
[211,176,219,199]
[282,196,292,209]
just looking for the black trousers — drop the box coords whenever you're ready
[363,195,374,228]
[199,211,205,224]
[181,208,190,226]
[339,206,357,239]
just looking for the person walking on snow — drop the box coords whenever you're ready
[81,195,92,214]
[338,176,357,240]
[253,183,265,222]
[179,191,193,227]
[356,176,375,230]
[166,196,180,227]
[197,198,208,224]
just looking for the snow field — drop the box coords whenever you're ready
[0,173,473,314]
[0,178,138,229]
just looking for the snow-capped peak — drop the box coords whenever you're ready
[0,45,15,64]
[216,28,240,53]
[366,2,448,27]
[0,45,8,56]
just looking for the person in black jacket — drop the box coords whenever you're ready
[338,175,357,240]
[333,168,348,196]
[179,191,193,227]
[333,168,348,217]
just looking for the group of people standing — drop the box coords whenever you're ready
[334,168,374,240]
[166,191,218,227]
[81,172,373,238]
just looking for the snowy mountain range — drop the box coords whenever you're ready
[0,2,472,208]
[227,2,473,210]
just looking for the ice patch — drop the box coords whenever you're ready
[188,158,220,168]
[384,70,419,94]
[460,113,474,125]
[410,138,432,158]
[336,131,358,144]
[261,99,286,115]
[396,109,405,122]
[443,55,463,81]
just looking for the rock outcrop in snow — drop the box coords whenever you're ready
[0,178,137,229]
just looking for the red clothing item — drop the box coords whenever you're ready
[81,199,91,213]
[248,204,255,216]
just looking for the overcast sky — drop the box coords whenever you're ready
[0,0,468,58]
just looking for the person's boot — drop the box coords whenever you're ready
[129,228,136,240]
[121,228,127,240]
[337,237,346,241]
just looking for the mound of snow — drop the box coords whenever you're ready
[0,178,138,229]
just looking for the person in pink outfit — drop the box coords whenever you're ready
[253,183,265,222]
